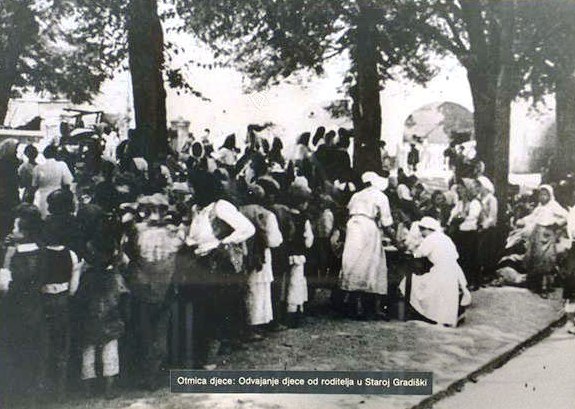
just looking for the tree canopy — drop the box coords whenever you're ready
[177,0,438,172]
[0,0,128,124]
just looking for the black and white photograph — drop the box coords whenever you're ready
[0,0,574,408]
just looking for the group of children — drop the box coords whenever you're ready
[2,123,574,407]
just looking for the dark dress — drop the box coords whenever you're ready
[75,266,125,346]
[0,240,45,401]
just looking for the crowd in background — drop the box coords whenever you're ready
[0,122,574,405]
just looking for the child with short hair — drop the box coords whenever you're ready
[0,204,44,405]
[75,237,126,399]
[283,179,314,327]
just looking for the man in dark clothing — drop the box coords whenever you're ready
[407,143,420,173]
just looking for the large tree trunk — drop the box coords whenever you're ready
[351,0,383,175]
[492,1,516,224]
[463,0,515,224]
[467,67,497,177]
[554,65,575,176]
[127,0,167,163]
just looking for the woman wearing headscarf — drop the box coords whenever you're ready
[339,171,395,319]
[32,145,74,219]
[239,184,283,339]
[448,180,482,288]
[268,137,285,169]
[186,141,217,175]
[400,217,471,327]
[518,184,569,295]
[292,132,311,162]
[180,173,255,369]
[215,133,239,169]
[477,176,499,282]
[0,139,20,241]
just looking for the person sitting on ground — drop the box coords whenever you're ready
[400,217,471,327]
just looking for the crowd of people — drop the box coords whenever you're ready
[0,122,574,405]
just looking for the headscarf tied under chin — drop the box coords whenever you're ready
[539,184,555,201]
[531,184,568,227]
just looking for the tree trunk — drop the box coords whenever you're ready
[491,1,516,223]
[351,1,383,175]
[127,0,167,163]
[467,67,497,177]
[554,65,575,176]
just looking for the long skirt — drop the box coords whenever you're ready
[525,224,558,293]
[339,215,388,295]
[400,262,462,327]
[245,249,274,326]
[452,230,480,286]
[284,257,308,313]
[245,282,273,326]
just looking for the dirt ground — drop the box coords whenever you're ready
[39,286,563,409]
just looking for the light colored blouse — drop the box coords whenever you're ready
[32,158,73,190]
[186,199,255,248]
[215,147,237,166]
[450,198,482,231]
[480,193,498,229]
[348,186,393,228]
[415,230,460,267]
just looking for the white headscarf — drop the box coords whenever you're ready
[418,216,442,232]
[531,184,568,226]
[361,171,389,192]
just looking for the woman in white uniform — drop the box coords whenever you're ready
[339,171,395,319]
[32,145,74,219]
[401,217,471,327]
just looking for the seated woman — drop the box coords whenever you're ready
[400,217,471,327]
